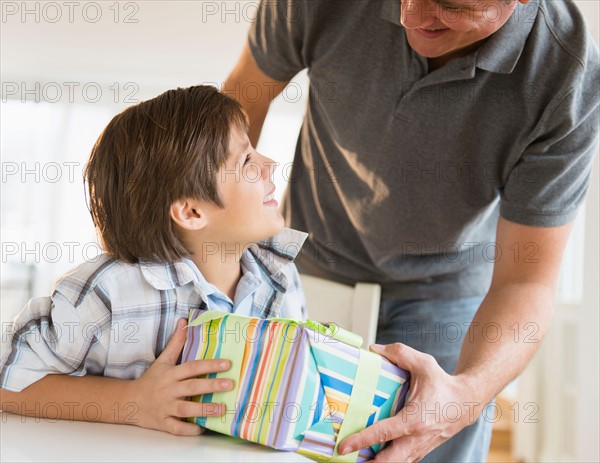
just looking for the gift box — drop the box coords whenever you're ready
[181,309,410,462]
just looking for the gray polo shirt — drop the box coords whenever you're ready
[248,0,599,299]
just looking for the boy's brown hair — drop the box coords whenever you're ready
[85,85,248,263]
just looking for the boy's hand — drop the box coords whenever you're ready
[132,318,234,436]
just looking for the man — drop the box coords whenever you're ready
[224,0,599,460]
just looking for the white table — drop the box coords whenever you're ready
[0,413,313,462]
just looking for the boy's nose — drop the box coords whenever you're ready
[259,154,277,179]
[401,0,439,29]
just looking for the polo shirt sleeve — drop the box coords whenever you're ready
[0,285,109,392]
[500,60,599,227]
[247,0,310,82]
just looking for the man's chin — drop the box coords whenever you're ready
[405,34,458,59]
[408,46,442,59]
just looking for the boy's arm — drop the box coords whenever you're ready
[1,319,234,436]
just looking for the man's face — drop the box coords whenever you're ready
[401,0,525,61]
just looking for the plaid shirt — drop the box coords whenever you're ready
[0,228,308,392]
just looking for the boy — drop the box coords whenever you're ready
[0,85,308,436]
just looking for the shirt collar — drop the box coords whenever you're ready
[232,256,263,306]
[475,0,538,74]
[139,227,308,293]
[184,257,218,298]
[379,0,538,74]
[246,228,308,291]
[139,258,207,297]
[380,0,401,26]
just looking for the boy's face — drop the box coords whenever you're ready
[203,125,284,247]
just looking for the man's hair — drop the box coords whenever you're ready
[85,85,249,263]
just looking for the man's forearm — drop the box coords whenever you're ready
[0,374,140,425]
[454,281,554,407]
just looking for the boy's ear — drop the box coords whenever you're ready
[170,199,208,231]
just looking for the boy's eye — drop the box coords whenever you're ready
[243,154,251,166]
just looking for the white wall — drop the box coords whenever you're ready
[570,2,598,458]
[1,1,307,325]
[514,2,599,462]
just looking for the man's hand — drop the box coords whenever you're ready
[338,343,485,463]
[132,318,234,436]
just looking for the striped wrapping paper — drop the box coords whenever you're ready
[181,309,410,462]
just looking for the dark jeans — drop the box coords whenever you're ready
[376,296,494,463]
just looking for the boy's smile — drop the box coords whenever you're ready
[263,184,277,206]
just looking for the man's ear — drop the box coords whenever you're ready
[170,199,208,231]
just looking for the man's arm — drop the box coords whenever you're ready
[338,217,573,461]
[0,319,233,436]
[224,42,289,147]
[453,217,571,399]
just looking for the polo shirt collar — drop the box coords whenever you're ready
[380,0,401,26]
[475,0,538,74]
[379,0,538,74]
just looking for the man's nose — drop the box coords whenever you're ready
[401,0,439,29]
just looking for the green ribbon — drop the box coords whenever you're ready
[197,315,244,435]
[188,311,363,348]
[187,309,229,326]
[333,349,382,462]
[276,318,363,348]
